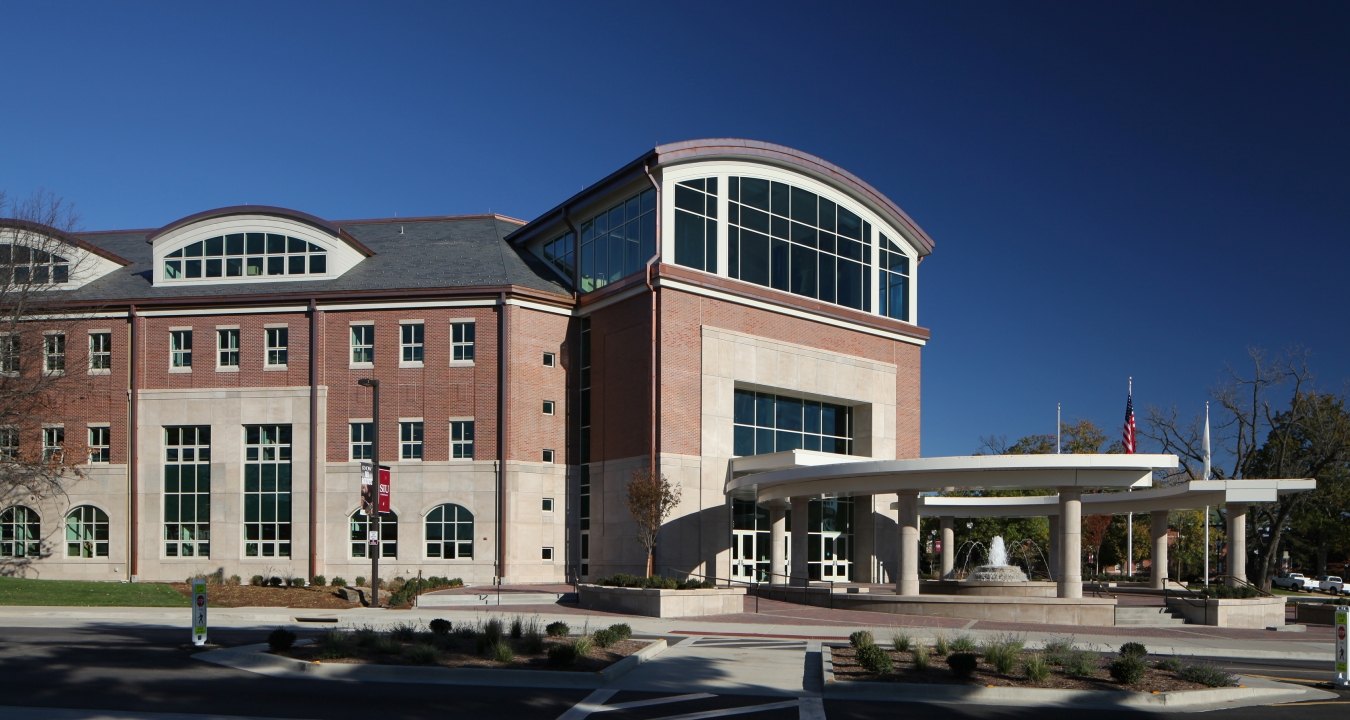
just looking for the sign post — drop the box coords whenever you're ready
[191,577,208,646]
[1335,607,1348,688]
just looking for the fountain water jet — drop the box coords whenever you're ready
[966,536,1029,583]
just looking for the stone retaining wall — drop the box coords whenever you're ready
[577,584,746,618]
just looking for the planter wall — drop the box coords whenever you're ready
[1164,595,1286,628]
[1294,602,1345,625]
[578,584,745,618]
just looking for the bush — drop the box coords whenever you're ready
[947,652,978,678]
[572,635,594,657]
[523,628,545,654]
[510,617,524,639]
[288,577,305,588]
[609,623,632,641]
[1155,657,1182,672]
[1042,637,1075,666]
[390,622,418,643]
[331,576,347,587]
[1023,653,1050,682]
[429,619,452,636]
[316,629,356,659]
[546,621,570,637]
[1062,649,1098,678]
[892,633,911,652]
[912,645,930,671]
[856,644,893,674]
[489,640,515,663]
[310,575,326,588]
[548,643,578,666]
[950,635,977,653]
[250,575,266,587]
[267,628,297,651]
[933,635,950,656]
[592,628,619,648]
[227,574,242,586]
[403,643,440,665]
[1180,663,1236,687]
[483,618,504,645]
[849,630,874,649]
[1119,642,1148,659]
[355,576,367,587]
[268,576,284,588]
[1109,655,1147,684]
[984,643,1018,675]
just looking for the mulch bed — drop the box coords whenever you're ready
[280,635,645,672]
[830,646,1213,693]
[171,583,358,609]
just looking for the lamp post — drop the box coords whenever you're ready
[357,378,380,607]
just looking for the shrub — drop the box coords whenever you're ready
[355,576,367,587]
[331,576,347,587]
[856,644,893,674]
[984,643,1018,675]
[546,621,570,637]
[1155,657,1182,672]
[572,635,594,658]
[429,618,452,636]
[950,635,977,653]
[1109,655,1147,684]
[892,633,912,652]
[1023,653,1051,682]
[1180,663,1236,687]
[454,625,477,639]
[310,575,326,588]
[510,617,524,639]
[932,634,950,656]
[403,643,440,665]
[592,628,619,648]
[267,628,297,651]
[268,576,284,588]
[912,645,930,671]
[609,623,633,641]
[1062,649,1098,678]
[548,643,578,666]
[1119,642,1148,659]
[227,574,242,586]
[1042,637,1075,666]
[390,622,418,643]
[947,652,978,678]
[250,575,266,587]
[489,640,515,663]
[316,629,356,659]
[849,630,875,649]
[288,577,305,588]
[483,618,504,644]
[523,628,545,654]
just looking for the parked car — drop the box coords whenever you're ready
[1273,572,1319,591]
[1316,575,1346,594]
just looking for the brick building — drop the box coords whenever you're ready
[0,139,932,585]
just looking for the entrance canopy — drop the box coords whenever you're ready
[919,479,1316,518]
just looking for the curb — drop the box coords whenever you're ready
[819,645,1337,711]
[195,638,668,689]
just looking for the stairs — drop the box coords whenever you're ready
[415,591,577,608]
[1114,605,1189,626]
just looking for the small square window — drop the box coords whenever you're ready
[542,400,555,415]
[541,449,555,463]
[265,327,288,367]
[542,352,555,367]
[542,547,554,561]
[542,497,554,512]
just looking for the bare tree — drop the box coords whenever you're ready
[625,468,681,578]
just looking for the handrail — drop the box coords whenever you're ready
[1213,574,1273,598]
[1163,578,1208,608]
[678,570,761,613]
[756,570,837,609]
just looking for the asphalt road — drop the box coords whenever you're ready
[1,624,1345,720]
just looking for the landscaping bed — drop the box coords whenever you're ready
[170,583,355,609]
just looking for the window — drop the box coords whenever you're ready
[42,426,63,463]
[542,497,554,512]
[65,505,109,558]
[878,233,911,322]
[0,335,17,375]
[542,449,555,463]
[349,509,397,558]
[87,426,110,464]
[541,231,575,284]
[733,389,854,457]
[1,244,70,284]
[244,424,291,557]
[162,232,327,281]
[0,427,17,460]
[400,322,424,364]
[399,421,423,460]
[425,503,473,559]
[542,400,555,415]
[88,332,111,372]
[542,351,556,367]
[349,422,373,461]
[164,426,210,557]
[450,420,474,460]
[0,505,40,557]
[265,327,288,367]
[350,324,374,365]
[577,188,657,292]
[542,547,554,561]
[170,329,192,369]
[216,328,239,368]
[44,333,65,374]
[674,178,718,273]
[450,322,474,362]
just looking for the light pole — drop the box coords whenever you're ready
[357,378,380,607]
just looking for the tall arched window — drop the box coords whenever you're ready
[163,233,328,280]
[0,505,41,557]
[425,503,473,559]
[350,509,398,558]
[65,505,109,558]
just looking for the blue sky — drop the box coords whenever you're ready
[2,1,1346,458]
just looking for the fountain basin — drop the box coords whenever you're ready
[928,579,1059,598]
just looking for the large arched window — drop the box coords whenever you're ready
[350,509,398,558]
[163,233,328,280]
[425,503,473,559]
[65,505,109,558]
[0,505,41,557]
[0,244,71,284]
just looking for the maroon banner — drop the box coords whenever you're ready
[378,466,391,513]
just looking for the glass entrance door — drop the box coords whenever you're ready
[819,531,850,581]
[731,529,769,581]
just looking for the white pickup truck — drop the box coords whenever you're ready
[1273,572,1319,591]
[1316,575,1346,594]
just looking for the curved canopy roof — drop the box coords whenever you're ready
[919,479,1316,517]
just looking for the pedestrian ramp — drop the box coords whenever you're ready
[416,591,577,608]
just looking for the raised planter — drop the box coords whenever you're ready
[1294,602,1345,625]
[577,583,745,618]
[1164,595,1286,628]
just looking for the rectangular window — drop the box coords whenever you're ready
[542,497,554,512]
[542,352,556,367]
[88,332,112,372]
[42,426,63,463]
[216,328,239,368]
[350,324,374,365]
[44,333,65,374]
[542,547,554,561]
[0,335,17,375]
[450,420,474,460]
[733,388,855,457]
[399,421,424,460]
[349,422,373,461]
[87,426,110,464]
[542,400,555,416]
[0,427,17,460]
[243,424,292,557]
[164,426,211,557]
[265,327,288,367]
[400,322,424,364]
[542,448,555,463]
[450,321,475,362]
[170,329,193,369]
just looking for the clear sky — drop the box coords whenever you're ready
[2,1,1346,458]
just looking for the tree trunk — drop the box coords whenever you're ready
[646,548,654,578]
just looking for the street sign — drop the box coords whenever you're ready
[191,577,208,647]
[1336,607,1348,688]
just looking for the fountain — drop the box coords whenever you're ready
[967,536,1029,582]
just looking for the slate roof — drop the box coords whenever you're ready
[60,215,571,305]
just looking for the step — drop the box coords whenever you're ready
[415,591,576,608]
[1114,606,1189,626]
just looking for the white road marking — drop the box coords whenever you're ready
[799,696,826,720]
[595,693,717,712]
[650,699,800,720]
[555,688,618,720]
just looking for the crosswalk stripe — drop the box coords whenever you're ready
[597,693,717,712]
[556,688,618,720]
[648,700,800,720]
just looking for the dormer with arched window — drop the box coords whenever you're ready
[0,219,130,290]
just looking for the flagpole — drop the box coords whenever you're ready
[1125,377,1135,579]
[1056,402,1061,454]
[1203,402,1211,587]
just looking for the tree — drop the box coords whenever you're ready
[626,468,681,578]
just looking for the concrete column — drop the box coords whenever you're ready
[769,500,787,586]
[896,493,920,596]
[1226,503,1247,586]
[1150,510,1170,590]
[790,498,809,585]
[1047,514,1060,580]
[1057,488,1082,599]
[940,516,955,579]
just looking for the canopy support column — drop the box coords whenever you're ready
[1151,510,1169,589]
[940,516,954,579]
[896,493,920,596]
[790,498,809,586]
[1047,513,1060,580]
[1226,503,1247,586]
[768,500,787,586]
[1057,488,1082,598]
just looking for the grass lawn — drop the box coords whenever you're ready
[0,577,189,607]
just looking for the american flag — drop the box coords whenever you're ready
[1123,383,1136,454]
